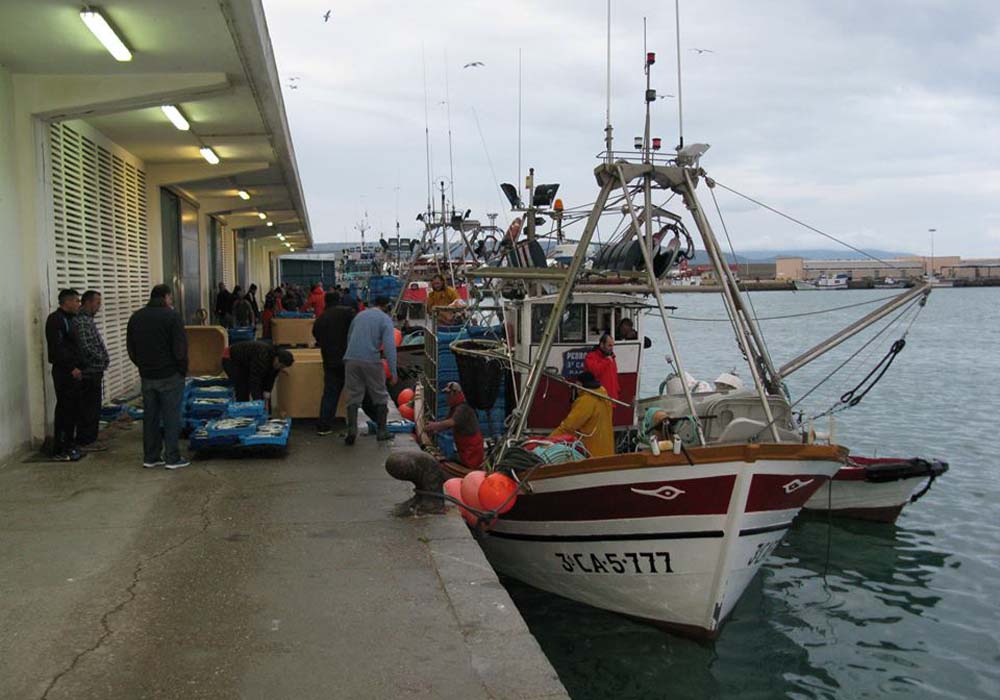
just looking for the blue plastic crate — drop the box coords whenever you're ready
[226,400,266,418]
[228,327,256,344]
[240,418,292,447]
[186,385,234,400]
[203,416,260,438]
[366,419,415,434]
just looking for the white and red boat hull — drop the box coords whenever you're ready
[452,444,845,638]
[803,456,948,523]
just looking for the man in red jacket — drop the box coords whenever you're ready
[584,333,620,400]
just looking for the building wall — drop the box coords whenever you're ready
[776,257,804,279]
[0,66,31,459]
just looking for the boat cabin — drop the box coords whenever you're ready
[504,292,647,430]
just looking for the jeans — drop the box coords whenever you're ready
[318,364,345,430]
[76,374,103,446]
[52,369,81,454]
[141,374,186,464]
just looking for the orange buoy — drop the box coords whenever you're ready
[398,402,415,421]
[396,388,414,406]
[478,472,518,514]
[460,470,487,510]
[394,328,403,347]
[444,478,476,525]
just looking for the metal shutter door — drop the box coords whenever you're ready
[49,122,150,401]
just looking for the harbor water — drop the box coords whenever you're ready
[502,287,1000,699]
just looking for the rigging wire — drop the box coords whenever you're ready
[709,179,907,271]
[666,293,904,322]
[471,107,511,228]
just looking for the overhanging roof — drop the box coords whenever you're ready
[0,0,311,251]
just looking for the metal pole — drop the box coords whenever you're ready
[617,165,704,444]
[682,170,781,441]
[604,0,613,162]
[779,283,931,378]
[508,178,616,444]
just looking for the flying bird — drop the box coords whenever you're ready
[323,9,331,22]
[288,84,299,90]
[463,61,485,68]
[690,48,714,54]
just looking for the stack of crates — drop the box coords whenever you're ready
[189,399,292,451]
[366,275,402,304]
[183,377,235,431]
[423,325,506,460]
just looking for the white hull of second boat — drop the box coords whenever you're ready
[803,477,918,521]
[477,450,843,638]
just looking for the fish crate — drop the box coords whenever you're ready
[228,327,256,345]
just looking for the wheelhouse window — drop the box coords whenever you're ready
[559,303,585,343]
[531,304,553,343]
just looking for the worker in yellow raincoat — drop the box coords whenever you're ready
[549,371,615,458]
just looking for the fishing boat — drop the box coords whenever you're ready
[873,276,909,289]
[803,455,948,522]
[417,45,884,639]
[794,273,850,291]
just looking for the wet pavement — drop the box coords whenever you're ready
[0,420,567,699]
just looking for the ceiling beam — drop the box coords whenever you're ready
[15,72,231,122]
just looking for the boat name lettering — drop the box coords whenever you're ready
[555,551,673,574]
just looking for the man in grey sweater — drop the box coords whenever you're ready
[342,296,397,444]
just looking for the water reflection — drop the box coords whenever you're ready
[503,517,953,700]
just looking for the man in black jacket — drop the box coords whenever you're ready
[127,284,190,470]
[74,290,111,451]
[45,288,84,461]
[214,282,233,328]
[312,290,356,435]
[222,341,295,402]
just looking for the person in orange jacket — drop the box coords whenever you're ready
[304,283,326,317]
[584,333,620,400]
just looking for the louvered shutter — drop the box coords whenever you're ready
[49,122,150,401]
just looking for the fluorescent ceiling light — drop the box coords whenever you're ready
[289,248,295,252]
[199,147,220,165]
[237,190,250,200]
[80,9,132,61]
[257,212,267,220]
[276,234,283,239]
[160,105,189,131]
[266,221,274,227]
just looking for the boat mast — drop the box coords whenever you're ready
[506,180,617,448]
[616,38,704,444]
[604,0,613,162]
[679,171,782,441]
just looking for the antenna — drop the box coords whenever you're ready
[517,47,523,188]
[422,46,432,216]
[604,0,613,161]
[674,0,684,150]
[444,50,456,209]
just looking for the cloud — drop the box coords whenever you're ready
[264,0,1000,256]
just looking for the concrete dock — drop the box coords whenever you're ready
[0,422,568,700]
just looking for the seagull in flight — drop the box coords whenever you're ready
[463,61,485,68]
[690,48,714,54]
[323,9,331,22]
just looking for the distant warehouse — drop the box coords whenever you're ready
[776,257,927,281]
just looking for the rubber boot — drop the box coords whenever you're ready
[375,404,393,441]
[344,405,359,446]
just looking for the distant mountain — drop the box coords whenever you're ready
[689,248,914,265]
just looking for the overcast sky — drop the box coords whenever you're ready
[263,0,1000,257]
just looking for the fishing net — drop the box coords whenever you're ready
[451,339,505,410]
